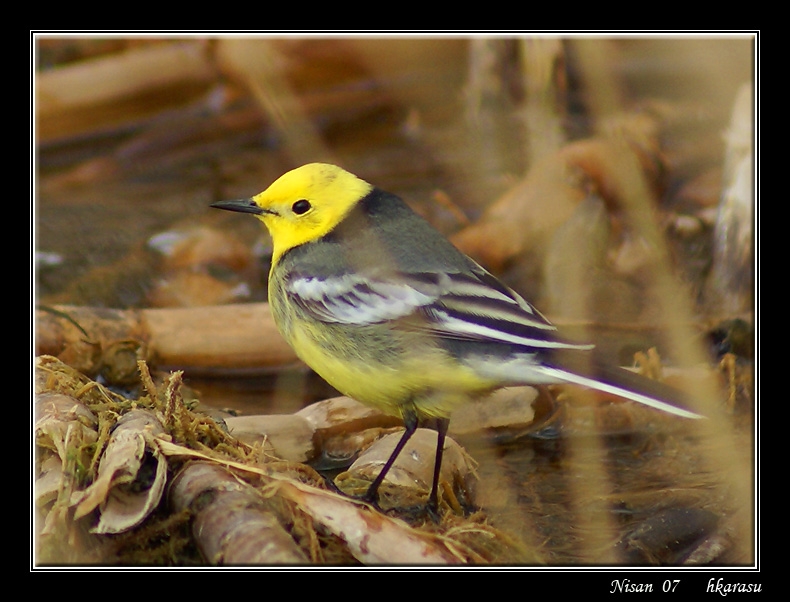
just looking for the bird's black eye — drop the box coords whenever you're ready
[292,199,311,215]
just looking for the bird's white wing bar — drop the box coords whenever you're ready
[287,273,438,323]
[426,308,590,349]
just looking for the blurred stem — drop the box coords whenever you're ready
[215,39,333,165]
[519,38,567,165]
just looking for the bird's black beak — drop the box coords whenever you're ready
[211,198,271,215]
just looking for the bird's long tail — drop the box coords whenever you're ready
[538,356,703,419]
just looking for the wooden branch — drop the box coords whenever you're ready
[37,41,216,144]
[35,303,299,372]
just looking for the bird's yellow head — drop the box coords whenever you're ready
[212,163,373,263]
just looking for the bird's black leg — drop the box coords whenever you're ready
[363,409,419,506]
[427,417,450,514]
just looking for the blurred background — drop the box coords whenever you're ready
[33,34,756,566]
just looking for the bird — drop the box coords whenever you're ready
[211,163,702,514]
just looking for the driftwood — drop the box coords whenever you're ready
[36,303,298,374]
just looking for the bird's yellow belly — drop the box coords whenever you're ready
[283,317,497,420]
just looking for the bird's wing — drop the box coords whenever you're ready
[285,265,703,418]
[284,266,590,351]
